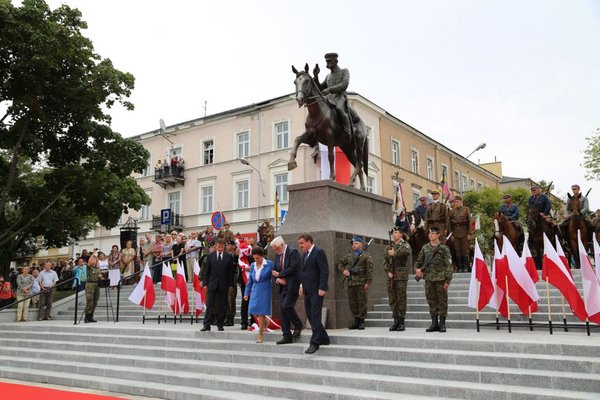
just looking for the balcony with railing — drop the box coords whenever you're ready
[153,166,185,189]
[151,213,184,232]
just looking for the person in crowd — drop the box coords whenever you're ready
[80,249,90,262]
[31,269,41,308]
[218,221,235,243]
[500,194,519,222]
[243,246,274,343]
[271,236,303,343]
[298,233,330,354]
[121,240,136,283]
[154,160,163,179]
[72,257,87,291]
[336,236,373,330]
[162,159,169,176]
[97,251,109,279]
[177,157,185,175]
[415,227,453,333]
[162,234,175,275]
[171,235,185,275]
[84,254,101,323]
[151,235,164,284]
[414,196,429,221]
[201,238,235,332]
[384,227,412,331]
[202,226,216,250]
[394,210,410,236]
[225,240,239,327]
[528,185,552,217]
[142,233,154,269]
[449,195,472,273]
[16,266,34,322]
[0,275,14,309]
[9,267,19,297]
[185,231,202,283]
[107,244,122,288]
[425,189,450,238]
[560,184,594,236]
[37,261,59,320]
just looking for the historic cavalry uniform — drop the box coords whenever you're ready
[500,203,519,222]
[528,193,552,216]
[449,197,472,273]
[84,260,101,323]
[218,225,235,244]
[424,193,449,237]
[415,234,453,332]
[383,235,412,331]
[336,237,373,330]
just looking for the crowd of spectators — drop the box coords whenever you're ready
[154,156,185,179]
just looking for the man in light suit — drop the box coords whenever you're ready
[271,236,303,345]
[298,233,330,354]
[201,238,235,332]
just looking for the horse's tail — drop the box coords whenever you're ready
[362,134,369,178]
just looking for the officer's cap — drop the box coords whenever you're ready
[226,240,236,246]
[428,227,441,234]
[351,236,363,244]
[324,52,339,60]
[502,194,512,199]
[224,221,231,226]
[419,196,427,201]
[392,226,402,232]
[453,195,462,201]
[431,189,441,195]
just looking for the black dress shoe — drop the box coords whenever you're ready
[240,324,248,330]
[200,325,211,332]
[276,337,293,345]
[292,326,303,339]
[217,326,224,331]
[320,338,330,346]
[305,344,319,354]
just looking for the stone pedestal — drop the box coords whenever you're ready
[272,180,393,329]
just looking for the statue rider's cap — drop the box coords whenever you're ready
[502,194,512,199]
[324,52,339,61]
[351,236,363,244]
[428,227,441,234]
[431,189,441,195]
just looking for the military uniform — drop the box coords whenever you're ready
[336,241,373,330]
[383,239,412,331]
[415,240,453,332]
[225,243,239,326]
[449,202,472,272]
[84,262,101,323]
[424,201,449,238]
[218,227,235,244]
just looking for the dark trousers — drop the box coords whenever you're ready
[304,292,329,346]
[204,287,228,328]
[239,282,250,326]
[280,289,302,338]
[38,288,55,319]
[151,260,162,284]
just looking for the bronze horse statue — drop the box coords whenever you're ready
[526,206,561,269]
[288,64,369,190]
[493,212,523,255]
[562,194,592,268]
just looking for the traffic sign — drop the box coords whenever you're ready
[160,209,172,225]
[211,211,226,230]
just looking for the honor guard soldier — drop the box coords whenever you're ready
[384,227,412,331]
[424,190,450,238]
[336,236,373,330]
[84,253,101,323]
[415,227,453,333]
[449,195,472,272]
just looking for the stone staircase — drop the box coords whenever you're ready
[1,270,599,399]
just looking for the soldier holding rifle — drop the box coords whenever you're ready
[415,227,453,333]
[383,227,412,331]
[336,236,373,330]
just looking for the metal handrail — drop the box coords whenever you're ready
[115,246,203,322]
[0,275,81,325]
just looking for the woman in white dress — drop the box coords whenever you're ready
[97,251,109,282]
[107,245,122,288]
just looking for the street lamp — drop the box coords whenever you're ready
[458,142,486,196]
[240,158,266,228]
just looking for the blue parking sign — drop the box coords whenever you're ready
[161,209,172,225]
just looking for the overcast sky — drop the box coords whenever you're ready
[46,0,600,208]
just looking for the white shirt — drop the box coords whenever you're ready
[254,259,267,281]
[37,269,59,289]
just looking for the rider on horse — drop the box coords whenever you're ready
[500,194,520,227]
[313,53,352,142]
[559,184,593,236]
[528,186,553,221]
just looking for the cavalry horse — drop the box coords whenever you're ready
[562,194,592,268]
[288,64,369,190]
[493,212,524,255]
[526,206,561,269]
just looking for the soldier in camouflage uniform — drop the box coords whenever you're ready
[336,236,373,330]
[415,227,453,332]
[84,253,101,323]
[449,195,472,273]
[384,227,412,331]
[424,190,450,239]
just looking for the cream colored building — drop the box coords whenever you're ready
[30,92,500,262]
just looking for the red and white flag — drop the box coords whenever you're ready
[503,236,539,315]
[467,239,494,311]
[521,241,539,283]
[542,233,587,322]
[237,238,252,285]
[249,316,281,332]
[161,262,177,313]
[193,259,206,317]
[594,234,600,282]
[128,262,155,309]
[578,231,600,324]
[490,240,508,318]
[176,260,189,315]
[555,236,573,277]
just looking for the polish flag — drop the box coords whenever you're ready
[249,316,281,332]
[594,234,600,282]
[503,236,539,315]
[160,262,177,313]
[578,231,600,324]
[555,236,573,277]
[542,233,587,321]
[521,241,539,283]
[467,239,494,311]
[193,259,206,317]
[176,260,189,315]
[490,240,508,318]
[237,238,252,286]
[128,262,155,309]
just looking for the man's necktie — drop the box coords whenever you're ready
[218,253,222,263]
[280,254,285,271]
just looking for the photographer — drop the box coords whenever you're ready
[336,236,373,330]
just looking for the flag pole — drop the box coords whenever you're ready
[528,305,533,331]
[191,281,196,325]
[559,294,568,332]
[476,281,480,332]
[545,277,553,335]
[505,275,511,333]
[495,308,500,330]
[142,288,147,325]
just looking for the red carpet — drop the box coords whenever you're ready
[0,382,127,399]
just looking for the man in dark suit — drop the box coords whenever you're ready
[271,236,303,345]
[297,233,330,354]
[201,238,234,332]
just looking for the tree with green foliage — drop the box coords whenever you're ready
[583,128,600,181]
[0,0,150,275]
